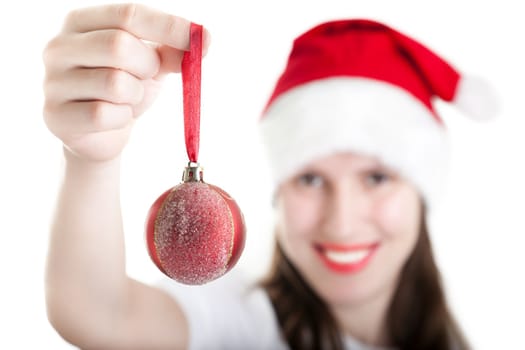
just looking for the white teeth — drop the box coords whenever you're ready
[324,249,370,264]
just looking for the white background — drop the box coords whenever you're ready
[0,0,523,348]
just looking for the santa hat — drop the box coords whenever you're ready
[259,19,498,211]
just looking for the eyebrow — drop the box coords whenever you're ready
[300,160,397,177]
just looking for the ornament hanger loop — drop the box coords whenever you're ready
[181,23,203,164]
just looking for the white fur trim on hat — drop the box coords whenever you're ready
[259,77,450,211]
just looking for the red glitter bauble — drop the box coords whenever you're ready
[145,165,245,285]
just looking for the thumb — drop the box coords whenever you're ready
[155,27,211,79]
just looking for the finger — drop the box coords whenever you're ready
[155,44,185,77]
[45,68,145,105]
[45,29,160,79]
[44,101,133,137]
[63,3,195,51]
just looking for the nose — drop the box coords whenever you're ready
[322,182,367,239]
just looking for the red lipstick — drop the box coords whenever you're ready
[314,242,378,274]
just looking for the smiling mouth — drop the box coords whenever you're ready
[314,243,378,274]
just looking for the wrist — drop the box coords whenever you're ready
[63,146,122,176]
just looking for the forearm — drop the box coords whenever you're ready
[45,148,128,342]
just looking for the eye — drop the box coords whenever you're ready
[297,173,324,188]
[365,171,390,187]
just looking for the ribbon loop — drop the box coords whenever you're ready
[181,23,203,163]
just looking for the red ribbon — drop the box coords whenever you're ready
[181,23,203,163]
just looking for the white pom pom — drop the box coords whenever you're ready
[454,75,501,121]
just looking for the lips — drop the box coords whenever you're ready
[314,242,378,274]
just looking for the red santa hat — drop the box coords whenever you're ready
[259,19,498,211]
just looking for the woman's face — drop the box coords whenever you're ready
[275,152,422,308]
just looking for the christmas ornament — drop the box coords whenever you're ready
[146,23,245,285]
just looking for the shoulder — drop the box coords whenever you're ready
[158,269,287,350]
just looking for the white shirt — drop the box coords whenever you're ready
[158,270,396,350]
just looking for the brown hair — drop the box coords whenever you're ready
[260,214,470,350]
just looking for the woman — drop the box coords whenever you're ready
[43,3,495,349]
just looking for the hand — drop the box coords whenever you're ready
[43,3,210,162]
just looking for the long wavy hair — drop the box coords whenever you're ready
[260,213,470,350]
